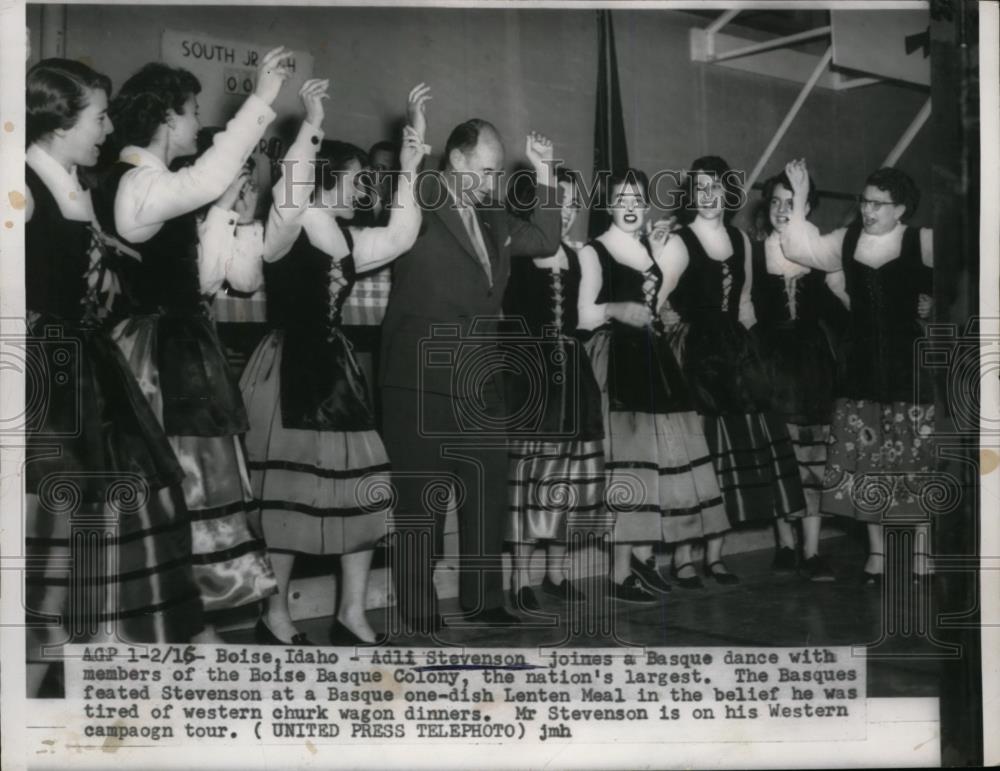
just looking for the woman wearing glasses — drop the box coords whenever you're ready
[659,156,806,585]
[781,160,934,584]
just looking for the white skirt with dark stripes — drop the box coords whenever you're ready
[586,330,730,544]
[240,331,392,555]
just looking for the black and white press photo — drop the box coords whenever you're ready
[0,1,995,769]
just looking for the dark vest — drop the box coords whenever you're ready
[264,226,376,431]
[841,223,932,403]
[92,160,248,436]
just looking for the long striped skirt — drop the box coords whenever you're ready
[240,331,392,555]
[704,412,806,526]
[25,487,203,644]
[24,321,203,643]
[113,317,277,612]
[586,331,729,544]
[821,398,937,524]
[786,422,830,518]
[507,439,609,544]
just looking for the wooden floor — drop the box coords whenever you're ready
[225,534,943,699]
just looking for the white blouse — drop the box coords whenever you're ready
[779,217,933,272]
[113,94,274,242]
[263,119,423,275]
[113,94,275,295]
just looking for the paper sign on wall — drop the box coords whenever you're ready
[160,28,315,195]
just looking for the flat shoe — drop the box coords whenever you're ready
[672,562,704,590]
[705,560,740,585]
[510,586,541,612]
[329,620,375,646]
[255,618,312,646]
[608,575,659,604]
[630,554,672,594]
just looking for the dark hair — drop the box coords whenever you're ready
[109,63,201,149]
[506,166,580,221]
[316,139,368,191]
[368,140,397,164]
[443,118,498,165]
[753,170,820,238]
[678,155,743,225]
[864,166,920,221]
[606,168,650,208]
[27,58,112,145]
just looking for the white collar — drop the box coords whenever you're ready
[26,143,95,222]
[855,222,906,262]
[119,145,168,171]
[599,223,650,264]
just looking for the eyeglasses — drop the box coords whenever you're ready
[857,196,897,212]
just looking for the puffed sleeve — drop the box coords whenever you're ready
[779,217,847,272]
[116,95,275,243]
[262,120,325,262]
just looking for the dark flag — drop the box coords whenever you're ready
[589,9,630,238]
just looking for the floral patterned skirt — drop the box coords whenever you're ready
[821,399,936,523]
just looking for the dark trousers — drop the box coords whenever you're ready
[381,385,508,625]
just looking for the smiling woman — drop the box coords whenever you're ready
[23,58,203,699]
[778,159,935,584]
[89,48,300,643]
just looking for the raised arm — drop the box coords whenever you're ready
[116,47,293,242]
[778,158,846,272]
[262,78,329,262]
[350,124,427,272]
[508,132,561,257]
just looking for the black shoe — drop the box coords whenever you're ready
[861,552,884,586]
[608,575,659,604]
[510,586,541,612]
[672,562,704,590]
[630,554,672,594]
[773,546,797,572]
[255,618,313,646]
[329,620,376,646]
[541,576,586,602]
[799,554,835,582]
[705,560,740,585]
[453,607,522,626]
[37,662,65,698]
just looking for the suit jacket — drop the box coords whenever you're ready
[379,170,561,398]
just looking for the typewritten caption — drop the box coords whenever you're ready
[56,645,865,747]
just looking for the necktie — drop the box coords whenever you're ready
[459,204,492,287]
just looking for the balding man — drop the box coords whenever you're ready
[380,113,561,635]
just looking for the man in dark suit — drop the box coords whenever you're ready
[380,112,561,634]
